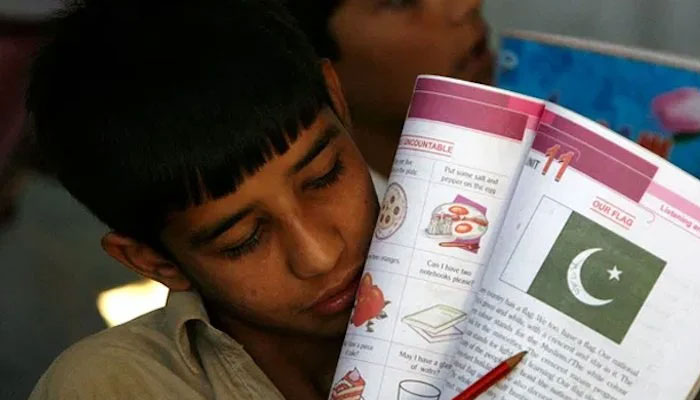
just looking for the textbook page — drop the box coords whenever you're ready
[448,103,700,400]
[328,76,543,400]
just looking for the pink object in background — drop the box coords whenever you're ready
[651,87,700,134]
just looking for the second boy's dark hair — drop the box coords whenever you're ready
[284,0,344,60]
[28,0,332,247]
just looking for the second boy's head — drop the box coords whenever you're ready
[287,0,492,128]
[28,0,378,337]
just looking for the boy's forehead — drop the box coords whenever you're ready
[245,108,344,182]
[162,108,345,238]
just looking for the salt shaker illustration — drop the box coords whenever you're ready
[424,195,489,254]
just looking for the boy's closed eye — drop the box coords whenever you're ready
[222,219,266,260]
[303,155,345,191]
[188,122,344,251]
[221,153,346,260]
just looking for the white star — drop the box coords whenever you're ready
[607,266,623,281]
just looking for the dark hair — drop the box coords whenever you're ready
[284,0,344,60]
[28,0,331,246]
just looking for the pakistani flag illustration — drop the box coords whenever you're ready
[527,212,666,343]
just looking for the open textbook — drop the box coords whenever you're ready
[329,75,700,400]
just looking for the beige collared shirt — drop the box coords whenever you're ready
[30,291,285,399]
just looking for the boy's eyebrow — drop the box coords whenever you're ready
[188,125,341,248]
[290,124,341,174]
[189,207,254,248]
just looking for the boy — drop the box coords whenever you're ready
[28,0,377,399]
[286,0,493,193]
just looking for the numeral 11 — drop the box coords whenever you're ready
[541,144,574,182]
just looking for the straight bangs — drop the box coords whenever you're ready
[168,77,331,209]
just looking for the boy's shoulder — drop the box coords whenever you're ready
[29,305,211,399]
[30,291,284,400]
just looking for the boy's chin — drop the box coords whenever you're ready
[302,310,352,338]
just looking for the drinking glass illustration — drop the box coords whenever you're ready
[397,380,441,400]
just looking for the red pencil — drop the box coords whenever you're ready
[452,351,527,400]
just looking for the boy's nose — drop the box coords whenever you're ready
[285,215,345,279]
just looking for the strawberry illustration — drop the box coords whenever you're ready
[351,273,390,332]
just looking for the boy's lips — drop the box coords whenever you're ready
[309,270,362,316]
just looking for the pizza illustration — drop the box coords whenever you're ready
[375,182,407,240]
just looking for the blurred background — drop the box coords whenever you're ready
[7,0,700,56]
[1,0,699,399]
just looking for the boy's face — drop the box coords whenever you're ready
[330,0,492,126]
[160,107,378,337]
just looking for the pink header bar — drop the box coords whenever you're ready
[533,122,657,202]
[408,91,529,141]
[415,77,544,117]
[647,182,700,223]
[541,110,658,178]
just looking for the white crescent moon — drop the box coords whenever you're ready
[567,248,613,307]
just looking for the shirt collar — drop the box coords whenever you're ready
[164,290,243,373]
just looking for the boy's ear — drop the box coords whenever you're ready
[102,233,191,291]
[320,58,351,128]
